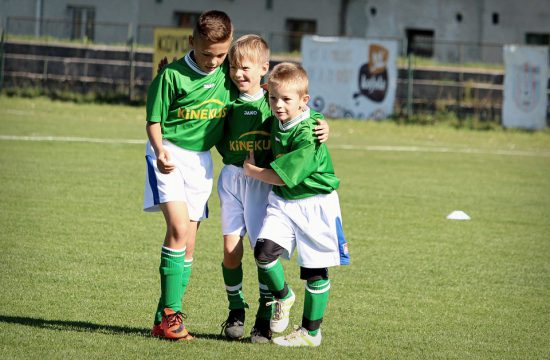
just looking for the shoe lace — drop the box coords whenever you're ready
[266,299,283,320]
[285,326,306,340]
[165,311,184,328]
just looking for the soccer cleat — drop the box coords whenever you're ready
[161,308,193,341]
[151,323,164,337]
[272,326,322,347]
[267,290,295,333]
[250,318,272,344]
[220,308,245,339]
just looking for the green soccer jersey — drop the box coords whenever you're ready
[215,89,273,168]
[270,108,340,200]
[146,52,237,152]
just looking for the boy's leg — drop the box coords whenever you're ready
[250,267,274,343]
[154,201,193,340]
[153,225,195,330]
[181,220,199,299]
[254,238,295,333]
[272,267,328,347]
[301,267,330,336]
[221,235,247,339]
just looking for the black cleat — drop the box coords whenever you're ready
[221,309,245,339]
[250,318,272,344]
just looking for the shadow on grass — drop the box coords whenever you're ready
[0,314,222,340]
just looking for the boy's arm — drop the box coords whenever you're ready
[243,151,285,186]
[146,121,175,174]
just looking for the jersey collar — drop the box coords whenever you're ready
[184,51,217,76]
[238,88,266,102]
[279,107,310,131]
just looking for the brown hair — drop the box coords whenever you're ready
[229,34,270,67]
[268,62,308,97]
[193,10,233,43]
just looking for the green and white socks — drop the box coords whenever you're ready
[154,246,189,324]
[303,278,330,336]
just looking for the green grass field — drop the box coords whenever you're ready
[1,96,549,359]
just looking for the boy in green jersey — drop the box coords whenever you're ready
[244,62,349,347]
[216,35,329,343]
[143,10,236,341]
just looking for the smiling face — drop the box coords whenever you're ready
[189,35,232,73]
[268,83,310,123]
[230,56,269,95]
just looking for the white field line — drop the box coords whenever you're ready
[0,135,146,144]
[1,134,550,158]
[331,144,550,158]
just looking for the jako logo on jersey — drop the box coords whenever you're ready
[275,137,281,142]
[244,110,258,116]
[229,130,271,152]
[203,83,215,89]
[178,99,228,120]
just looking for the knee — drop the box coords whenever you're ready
[300,267,329,282]
[254,238,284,263]
[167,221,190,242]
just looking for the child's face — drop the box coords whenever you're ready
[189,35,232,73]
[268,83,310,123]
[230,57,269,95]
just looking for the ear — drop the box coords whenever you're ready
[189,35,194,49]
[302,94,310,106]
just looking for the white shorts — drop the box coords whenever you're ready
[143,139,213,221]
[258,190,349,268]
[218,164,272,248]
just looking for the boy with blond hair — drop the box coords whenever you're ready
[244,62,349,347]
[217,36,329,343]
[143,10,237,341]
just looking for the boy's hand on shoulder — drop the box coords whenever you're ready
[157,150,175,174]
[314,119,330,143]
[157,56,178,74]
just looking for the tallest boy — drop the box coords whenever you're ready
[143,10,236,340]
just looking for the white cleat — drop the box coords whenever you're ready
[272,326,322,347]
[267,290,295,333]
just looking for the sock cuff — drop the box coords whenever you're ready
[161,246,186,257]
[256,259,278,270]
[305,279,331,294]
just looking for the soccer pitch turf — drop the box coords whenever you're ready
[0,96,549,359]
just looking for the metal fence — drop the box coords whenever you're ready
[1,16,548,123]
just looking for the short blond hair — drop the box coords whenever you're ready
[229,34,270,67]
[268,62,308,97]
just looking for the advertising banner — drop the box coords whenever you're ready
[301,36,398,119]
[152,27,192,78]
[502,45,548,129]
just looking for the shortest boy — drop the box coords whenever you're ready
[243,62,349,347]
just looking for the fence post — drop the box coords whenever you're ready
[406,51,413,120]
[128,23,135,102]
[457,42,464,121]
[0,28,5,91]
